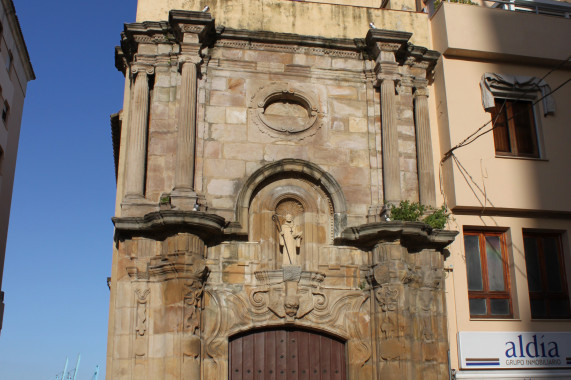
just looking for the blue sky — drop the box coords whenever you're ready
[0,0,137,378]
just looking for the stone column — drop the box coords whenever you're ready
[173,58,200,195]
[124,67,151,200]
[366,30,412,211]
[379,70,401,205]
[169,9,215,210]
[413,82,436,207]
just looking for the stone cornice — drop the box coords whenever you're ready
[337,221,458,251]
[169,10,215,44]
[406,44,440,77]
[119,21,175,65]
[114,46,127,75]
[365,29,439,81]
[113,210,226,243]
[366,29,412,61]
[219,28,359,52]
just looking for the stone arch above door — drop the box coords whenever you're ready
[233,159,347,239]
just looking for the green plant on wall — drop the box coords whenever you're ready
[390,201,450,229]
[422,204,449,229]
[389,200,426,222]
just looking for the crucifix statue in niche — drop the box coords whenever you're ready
[273,200,304,266]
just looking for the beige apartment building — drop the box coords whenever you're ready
[430,1,571,379]
[107,0,570,379]
[0,0,34,333]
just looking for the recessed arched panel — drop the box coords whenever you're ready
[229,328,347,380]
[234,159,347,239]
[248,178,332,271]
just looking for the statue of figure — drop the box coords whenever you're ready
[279,214,302,265]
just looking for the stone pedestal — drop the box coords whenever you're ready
[371,233,450,379]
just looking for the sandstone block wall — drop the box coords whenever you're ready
[107,10,454,380]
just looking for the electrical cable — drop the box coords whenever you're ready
[456,77,571,151]
[440,53,571,163]
[442,74,571,163]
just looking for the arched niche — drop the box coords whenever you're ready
[234,159,347,241]
[248,177,332,271]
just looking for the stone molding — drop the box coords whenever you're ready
[248,82,323,140]
[112,210,226,243]
[203,284,371,378]
[119,21,173,64]
[230,159,348,237]
[169,10,215,41]
[365,28,440,81]
[218,27,359,52]
[337,220,458,251]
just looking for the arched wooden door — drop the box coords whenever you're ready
[229,328,346,380]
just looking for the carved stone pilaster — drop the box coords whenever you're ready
[182,278,205,380]
[413,80,436,207]
[379,75,401,205]
[340,222,457,379]
[133,287,150,379]
[172,60,199,201]
[123,69,151,202]
[169,11,215,210]
[366,30,411,206]
[147,232,209,380]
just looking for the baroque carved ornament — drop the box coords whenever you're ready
[249,82,323,140]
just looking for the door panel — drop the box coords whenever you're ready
[229,328,346,380]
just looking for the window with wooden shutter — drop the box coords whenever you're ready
[490,98,539,158]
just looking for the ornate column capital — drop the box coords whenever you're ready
[130,62,155,76]
[177,53,202,70]
[413,79,430,98]
[373,67,400,88]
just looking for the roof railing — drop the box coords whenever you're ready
[427,0,571,18]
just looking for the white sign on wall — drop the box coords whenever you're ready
[458,332,571,370]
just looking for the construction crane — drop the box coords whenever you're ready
[92,365,99,380]
[50,354,99,380]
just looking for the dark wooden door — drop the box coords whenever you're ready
[229,328,346,380]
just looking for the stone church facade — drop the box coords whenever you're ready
[108,2,456,379]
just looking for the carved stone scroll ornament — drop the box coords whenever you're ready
[419,289,435,342]
[249,269,325,321]
[375,287,399,339]
[184,280,204,335]
[135,289,150,336]
[373,264,417,286]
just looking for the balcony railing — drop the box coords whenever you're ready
[490,0,571,18]
[428,0,571,18]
